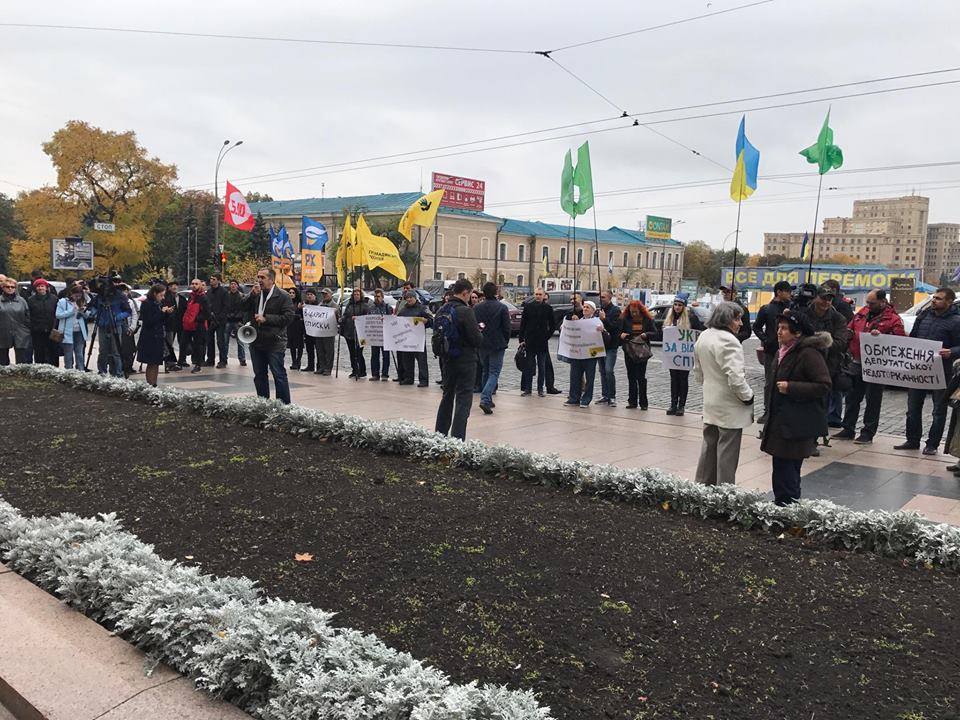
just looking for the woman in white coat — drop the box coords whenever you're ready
[693,301,755,486]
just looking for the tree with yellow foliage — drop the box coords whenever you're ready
[12,121,177,276]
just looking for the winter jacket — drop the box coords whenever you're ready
[55,298,89,344]
[224,290,246,323]
[136,298,167,365]
[800,303,851,377]
[910,304,960,376]
[848,303,904,360]
[752,298,792,354]
[440,297,484,365]
[474,298,510,352]
[731,299,753,343]
[88,292,132,332]
[340,297,371,340]
[369,300,394,317]
[694,327,755,429]
[599,302,622,349]
[161,291,187,332]
[833,296,854,322]
[396,300,432,323]
[0,292,31,349]
[518,300,556,354]
[240,286,296,353]
[181,291,210,332]
[26,293,58,333]
[206,285,229,327]
[761,333,833,460]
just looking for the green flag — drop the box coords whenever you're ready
[800,109,843,175]
[560,149,575,217]
[560,141,595,218]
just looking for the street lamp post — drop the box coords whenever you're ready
[214,139,243,274]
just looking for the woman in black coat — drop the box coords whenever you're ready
[136,285,168,386]
[286,287,305,370]
[760,311,832,505]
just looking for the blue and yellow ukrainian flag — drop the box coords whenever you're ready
[799,231,811,261]
[730,115,760,202]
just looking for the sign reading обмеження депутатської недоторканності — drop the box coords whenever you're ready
[859,333,946,390]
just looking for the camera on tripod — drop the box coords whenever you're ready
[89,272,124,298]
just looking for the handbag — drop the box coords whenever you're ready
[49,328,64,343]
[513,343,527,371]
[623,335,652,362]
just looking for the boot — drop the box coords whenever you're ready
[639,380,648,411]
[676,404,685,417]
[666,402,677,416]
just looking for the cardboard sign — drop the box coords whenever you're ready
[558,317,606,360]
[662,325,700,370]
[859,333,946,389]
[383,316,427,352]
[302,305,338,338]
[354,314,384,347]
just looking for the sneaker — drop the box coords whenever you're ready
[479,403,493,415]
[596,397,610,405]
[369,376,380,381]
[893,442,920,451]
[546,387,562,395]
[417,382,429,387]
[922,446,939,456]
[191,365,202,374]
[380,376,389,381]
[626,403,638,409]
[608,399,617,407]
[853,435,873,445]
[239,360,246,367]
[831,429,855,440]
[640,405,648,411]
[216,362,227,369]
[538,390,545,397]
[579,402,590,408]
[666,407,677,416]
[521,390,532,396]
[563,400,579,406]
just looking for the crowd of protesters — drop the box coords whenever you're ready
[5,267,960,503]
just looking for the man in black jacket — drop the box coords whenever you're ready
[474,281,510,414]
[205,274,229,367]
[800,285,851,427]
[26,280,58,365]
[519,287,558,396]
[223,280,247,367]
[597,290,622,407]
[752,280,793,423]
[895,287,960,454]
[434,279,484,440]
[162,281,187,370]
[241,267,295,403]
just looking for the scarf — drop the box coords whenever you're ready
[777,339,797,363]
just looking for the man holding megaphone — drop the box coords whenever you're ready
[241,267,295,404]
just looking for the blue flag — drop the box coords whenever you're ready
[800,231,811,261]
[272,225,294,261]
[301,216,329,251]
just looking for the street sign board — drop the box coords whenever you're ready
[645,216,672,240]
[432,172,485,211]
[51,237,94,271]
[93,222,116,232]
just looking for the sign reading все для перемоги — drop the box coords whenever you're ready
[721,266,922,292]
[859,333,946,390]
[662,326,700,370]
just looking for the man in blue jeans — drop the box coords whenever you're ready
[474,281,511,414]
[597,290,622,407]
[240,268,295,404]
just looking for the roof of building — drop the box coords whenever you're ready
[248,192,684,248]
[248,191,502,222]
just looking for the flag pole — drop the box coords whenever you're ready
[731,193,743,291]
[565,217,571,278]
[807,173,825,277]
[572,214,577,289]
[592,206,602,292]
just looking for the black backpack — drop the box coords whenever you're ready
[431,303,461,359]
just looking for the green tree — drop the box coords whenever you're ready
[0,193,24,275]
[249,211,270,257]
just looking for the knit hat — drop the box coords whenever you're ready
[583,300,597,311]
[673,292,689,306]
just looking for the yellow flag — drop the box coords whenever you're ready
[336,216,355,288]
[542,256,549,277]
[397,189,444,240]
[357,214,407,280]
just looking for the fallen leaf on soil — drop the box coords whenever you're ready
[184,555,194,560]
[294,552,314,562]
[660,501,670,511]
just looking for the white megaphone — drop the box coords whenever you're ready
[237,322,258,345]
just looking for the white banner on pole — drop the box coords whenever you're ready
[302,305,338,338]
[662,325,700,370]
[354,314,384,347]
[383,316,427,352]
[859,333,946,389]
[558,317,606,360]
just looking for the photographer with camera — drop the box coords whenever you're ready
[87,274,132,377]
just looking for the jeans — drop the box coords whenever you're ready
[600,349,617,400]
[827,388,844,425]
[842,371,884,439]
[695,425,743,486]
[207,323,227,364]
[568,358,598,405]
[0,347,31,366]
[249,347,291,404]
[183,329,207,367]
[669,369,690,408]
[62,330,87,370]
[906,387,949,448]
[96,327,124,377]
[224,321,246,362]
[772,456,804,505]
[345,336,366,376]
[371,346,390,378]
[521,349,549,392]
[435,357,476,440]
[479,348,505,406]
[624,356,649,407]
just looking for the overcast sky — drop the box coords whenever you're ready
[3,0,960,254]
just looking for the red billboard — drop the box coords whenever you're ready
[432,172,486,211]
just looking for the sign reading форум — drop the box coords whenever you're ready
[645,215,672,240]
[721,266,922,292]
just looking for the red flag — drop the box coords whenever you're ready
[223,181,255,231]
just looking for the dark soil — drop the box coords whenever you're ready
[1,376,959,720]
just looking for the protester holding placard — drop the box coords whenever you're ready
[833,289,904,445]
[761,311,832,505]
[341,288,370,379]
[299,289,319,373]
[315,288,339,375]
[663,293,704,417]
[894,287,960,455]
[562,301,608,408]
[368,288,393,382]
[395,290,432,386]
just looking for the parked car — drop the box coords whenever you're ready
[529,290,601,330]
[501,300,522,336]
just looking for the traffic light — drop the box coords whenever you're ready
[220,252,227,265]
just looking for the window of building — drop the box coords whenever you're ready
[645,251,651,267]
[637,252,642,267]
[516,273,524,286]
[458,235,468,258]
[498,242,507,261]
[607,251,615,267]
[518,244,526,262]
[434,272,442,280]
[592,249,598,265]
[541,245,549,260]
[652,253,658,269]
[480,237,490,259]
[623,252,629,267]
[457,272,466,280]
[559,246,567,264]
[591,280,597,290]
